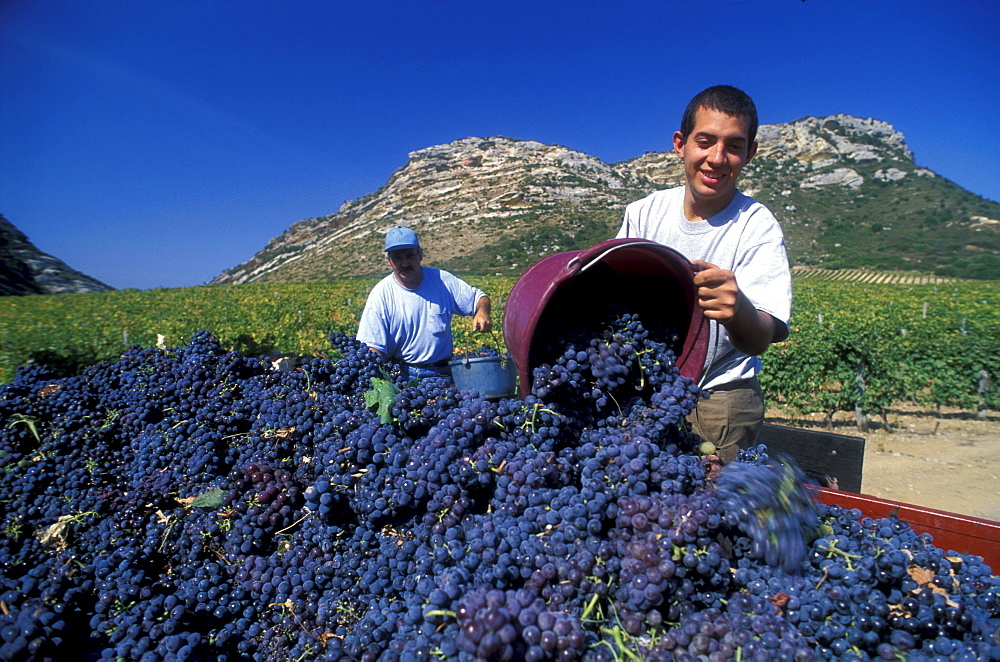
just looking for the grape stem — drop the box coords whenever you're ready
[818,538,862,572]
[423,608,456,619]
[596,625,644,662]
[7,414,41,442]
[522,402,560,432]
[274,511,312,536]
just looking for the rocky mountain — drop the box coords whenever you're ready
[0,215,114,296]
[212,115,1000,284]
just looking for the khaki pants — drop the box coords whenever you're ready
[687,376,764,464]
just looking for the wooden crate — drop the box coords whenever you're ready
[760,423,866,493]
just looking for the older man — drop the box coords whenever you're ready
[356,227,492,381]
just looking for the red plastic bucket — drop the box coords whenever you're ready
[502,238,710,397]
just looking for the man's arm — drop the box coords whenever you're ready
[356,282,392,356]
[691,260,777,356]
[472,295,492,333]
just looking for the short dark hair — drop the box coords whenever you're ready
[680,85,758,144]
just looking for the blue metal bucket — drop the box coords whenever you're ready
[449,354,518,399]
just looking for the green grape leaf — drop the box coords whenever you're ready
[364,376,399,425]
[185,488,226,509]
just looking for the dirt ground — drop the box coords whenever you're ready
[765,404,1000,523]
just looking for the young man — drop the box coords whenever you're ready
[617,85,792,462]
[356,226,492,382]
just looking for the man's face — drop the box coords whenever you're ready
[673,106,757,220]
[387,247,423,288]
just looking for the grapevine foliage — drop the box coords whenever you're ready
[0,312,998,661]
[363,375,402,425]
[3,278,998,416]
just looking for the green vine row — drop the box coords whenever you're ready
[2,277,996,420]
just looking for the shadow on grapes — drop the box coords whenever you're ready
[26,346,97,379]
[228,332,281,358]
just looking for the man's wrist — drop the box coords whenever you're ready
[720,291,747,328]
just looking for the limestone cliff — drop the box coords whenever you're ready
[212,115,999,282]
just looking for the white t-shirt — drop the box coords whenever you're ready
[617,186,791,389]
[356,267,486,365]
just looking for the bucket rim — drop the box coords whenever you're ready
[448,353,514,367]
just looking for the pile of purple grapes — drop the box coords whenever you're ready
[1,311,998,661]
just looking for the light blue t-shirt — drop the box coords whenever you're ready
[356,267,485,365]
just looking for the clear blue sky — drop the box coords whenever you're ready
[2,1,998,290]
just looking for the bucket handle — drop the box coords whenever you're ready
[565,240,699,274]
[459,328,508,367]
[459,333,472,366]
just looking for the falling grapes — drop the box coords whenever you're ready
[716,458,820,574]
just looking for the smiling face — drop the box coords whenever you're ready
[387,247,423,289]
[674,105,758,222]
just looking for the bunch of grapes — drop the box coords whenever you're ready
[0,306,996,662]
[454,586,585,661]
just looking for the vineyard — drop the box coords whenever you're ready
[1,276,997,420]
[789,266,958,285]
[761,279,999,424]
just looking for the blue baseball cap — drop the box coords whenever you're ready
[385,227,420,252]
